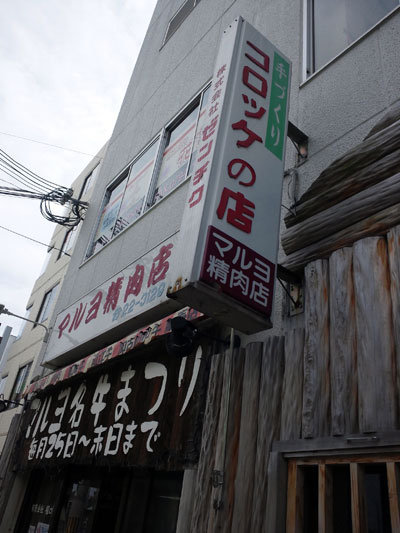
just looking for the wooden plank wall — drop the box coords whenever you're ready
[189,225,400,532]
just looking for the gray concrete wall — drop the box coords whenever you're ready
[48,0,400,350]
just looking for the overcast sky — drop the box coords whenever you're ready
[0,0,157,337]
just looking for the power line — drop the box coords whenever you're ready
[0,131,99,158]
[0,223,71,256]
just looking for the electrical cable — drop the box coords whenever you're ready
[0,223,71,256]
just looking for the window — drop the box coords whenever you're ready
[38,245,54,276]
[81,164,100,198]
[58,225,79,259]
[164,0,202,44]
[306,0,399,75]
[9,362,31,405]
[287,456,398,532]
[0,375,7,396]
[35,284,59,325]
[88,84,210,257]
[16,305,32,339]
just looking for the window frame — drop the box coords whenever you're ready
[58,225,79,260]
[8,361,32,406]
[35,283,59,326]
[302,0,400,81]
[163,0,202,46]
[86,82,211,260]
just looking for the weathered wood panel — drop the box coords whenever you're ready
[176,469,196,533]
[283,202,400,272]
[350,463,367,533]
[318,464,333,533]
[386,462,400,532]
[281,329,304,440]
[282,172,400,255]
[265,452,288,533]
[231,343,262,533]
[365,101,400,139]
[388,225,400,417]
[215,348,246,533]
[190,352,224,533]
[251,336,285,533]
[302,260,330,438]
[286,461,304,533]
[0,414,23,521]
[353,237,397,432]
[329,248,358,436]
[285,119,400,227]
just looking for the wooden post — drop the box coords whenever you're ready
[251,336,285,532]
[388,225,400,417]
[281,328,304,440]
[176,470,196,533]
[265,452,288,533]
[318,464,333,533]
[230,343,262,533]
[350,463,366,533]
[329,248,358,435]
[302,260,330,438]
[190,352,224,533]
[353,237,397,432]
[286,461,304,533]
[387,462,400,532]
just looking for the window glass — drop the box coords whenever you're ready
[113,140,158,236]
[36,284,59,324]
[16,306,32,338]
[9,362,31,404]
[187,86,211,176]
[81,164,100,198]
[38,246,54,277]
[152,105,199,205]
[310,0,398,73]
[92,174,128,254]
[0,376,7,396]
[59,226,79,258]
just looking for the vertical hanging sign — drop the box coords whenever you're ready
[169,17,291,333]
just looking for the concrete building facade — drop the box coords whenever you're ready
[2,1,400,532]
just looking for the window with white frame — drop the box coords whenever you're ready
[305,0,399,75]
[16,305,33,339]
[58,225,79,259]
[35,284,59,325]
[88,85,210,257]
[80,164,100,198]
[9,362,31,405]
[0,375,7,396]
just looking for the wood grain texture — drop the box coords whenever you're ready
[265,452,288,533]
[365,101,400,139]
[282,172,400,255]
[350,463,366,533]
[176,469,196,533]
[190,352,224,533]
[329,248,358,436]
[388,225,400,417]
[0,414,23,521]
[251,337,285,533]
[286,461,304,533]
[231,343,263,533]
[285,119,400,228]
[302,260,330,438]
[387,462,400,532]
[208,347,245,533]
[283,202,400,272]
[353,237,397,432]
[318,464,333,533]
[281,328,305,440]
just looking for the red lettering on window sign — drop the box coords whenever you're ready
[227,159,256,187]
[193,162,209,185]
[68,302,87,333]
[103,277,124,314]
[212,89,221,103]
[245,40,270,73]
[242,66,267,98]
[231,119,262,148]
[58,313,71,339]
[209,102,219,117]
[214,77,224,90]
[188,185,204,208]
[217,64,227,77]
[124,264,144,301]
[242,94,266,119]
[216,188,255,233]
[198,140,213,162]
[147,244,173,287]
[202,116,219,142]
[85,291,103,324]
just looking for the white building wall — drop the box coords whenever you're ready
[46,0,400,363]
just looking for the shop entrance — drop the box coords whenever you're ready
[16,467,183,533]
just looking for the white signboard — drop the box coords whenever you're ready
[169,17,291,332]
[45,235,180,364]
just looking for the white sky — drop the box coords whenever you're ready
[0,0,157,336]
